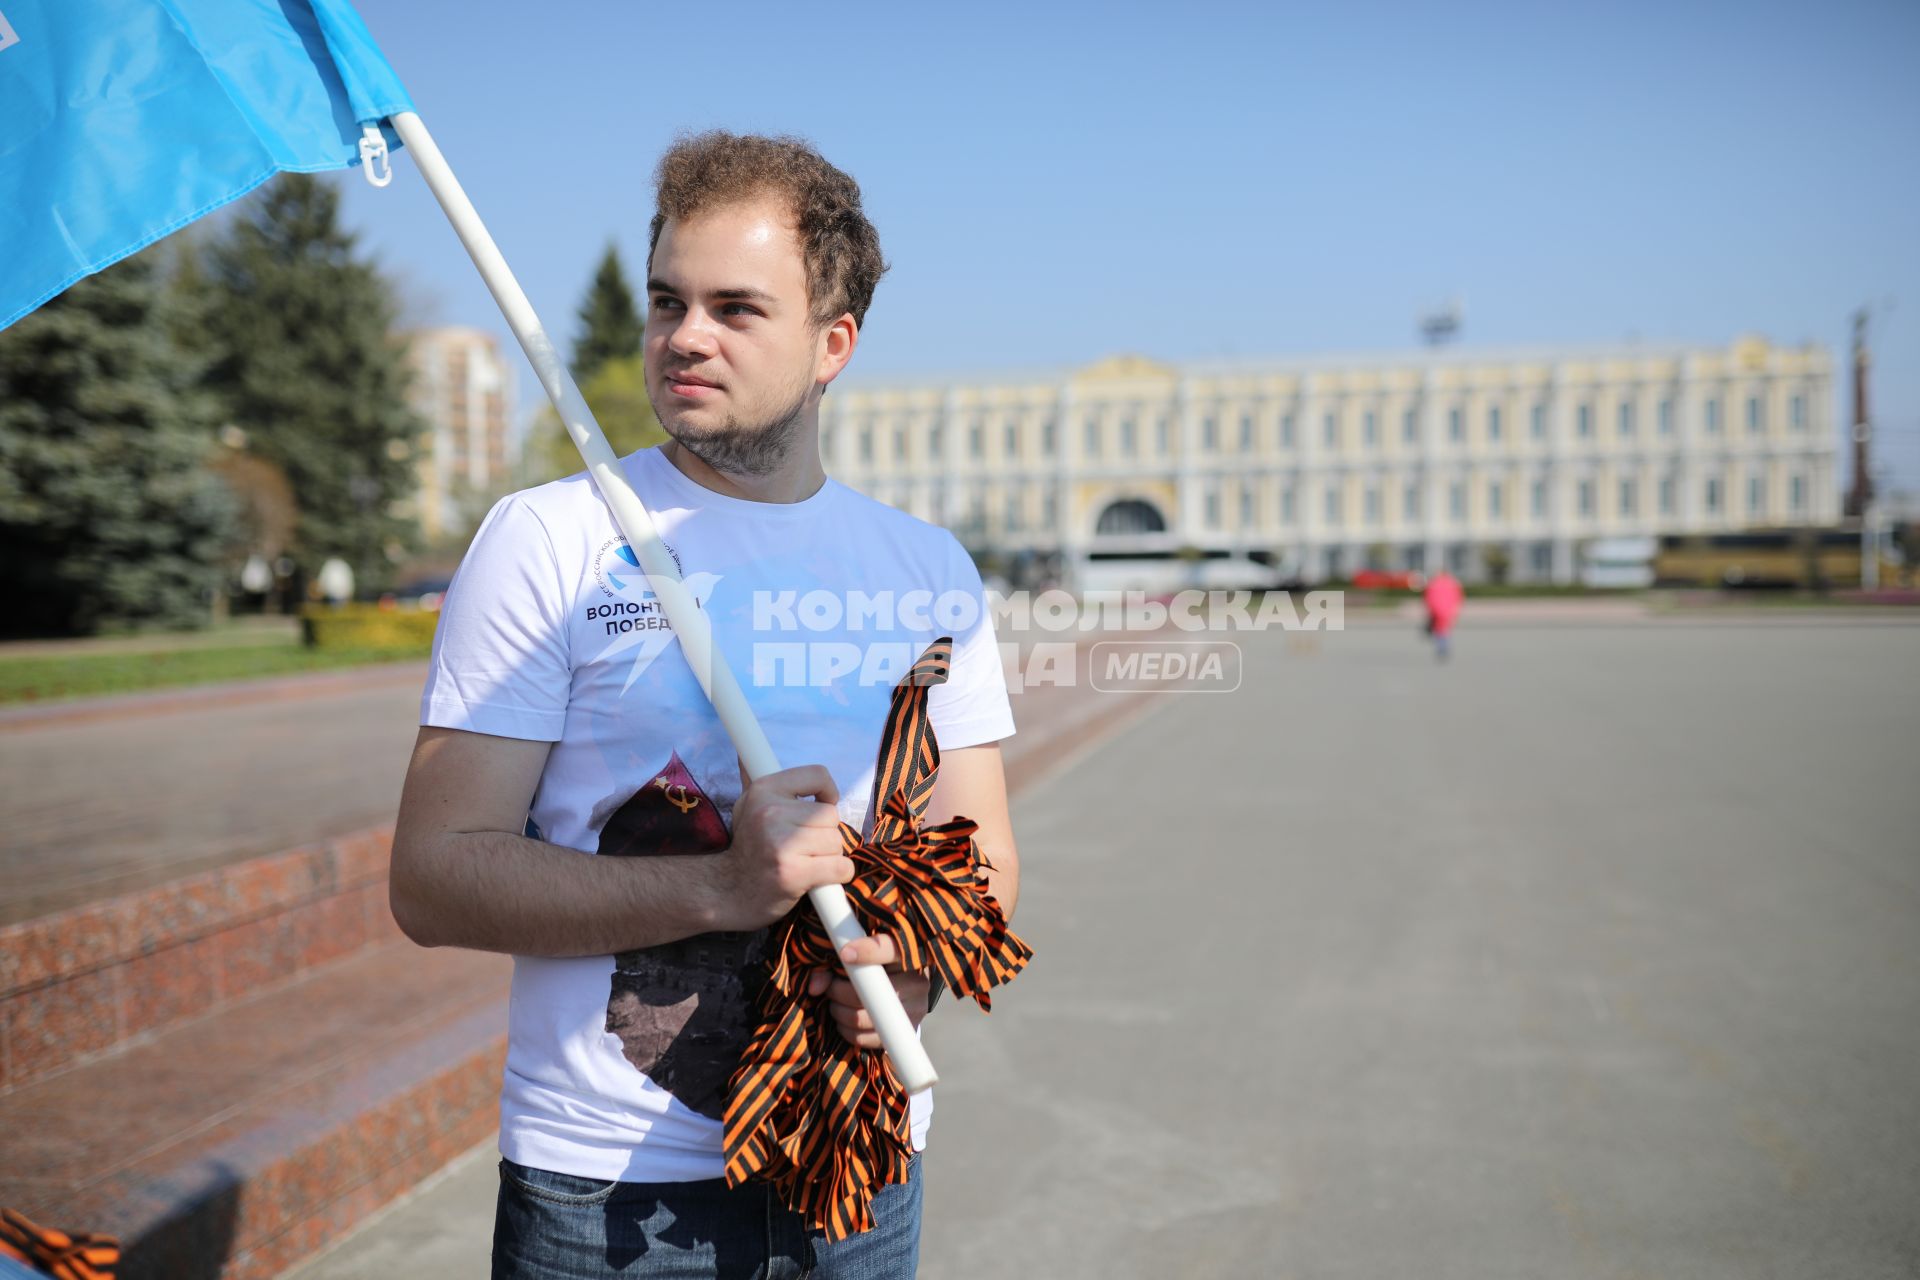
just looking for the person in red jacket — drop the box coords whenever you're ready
[1422,570,1464,661]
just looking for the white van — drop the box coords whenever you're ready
[1073,552,1290,595]
[1579,537,1657,589]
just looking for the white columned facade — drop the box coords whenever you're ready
[828,341,1837,588]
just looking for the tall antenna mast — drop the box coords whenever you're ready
[1844,307,1873,519]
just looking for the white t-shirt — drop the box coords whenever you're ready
[420,445,1015,1183]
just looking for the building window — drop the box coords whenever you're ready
[1203,415,1219,449]
[1282,486,1296,523]
[1240,484,1255,526]
[1659,474,1675,515]
[1705,397,1721,433]
[1240,412,1255,451]
[1577,404,1592,438]
[1282,414,1296,448]
[1619,477,1636,517]
[1530,403,1545,439]
[1448,408,1463,442]
[1531,479,1546,518]
[1578,479,1595,517]
[1364,485,1380,524]
[1403,409,1417,444]
[929,421,944,456]
[1791,394,1806,430]
[1042,488,1056,528]
[1081,420,1097,459]
[1006,490,1024,533]
[1363,411,1378,447]
[1119,417,1136,456]
[1449,481,1466,520]
[1705,477,1722,514]
[1324,484,1341,524]
[1530,543,1552,575]
[860,428,873,463]
[1488,481,1504,520]
[1404,483,1419,521]
[1005,423,1019,457]
[1659,399,1673,435]
[1618,402,1634,437]
[1488,406,1502,442]
[1323,413,1337,448]
[894,427,907,459]
[1205,486,1221,529]
[1041,417,1056,453]
[1747,396,1763,434]
[1790,473,1806,513]
[1156,417,1170,455]
[1748,472,1765,515]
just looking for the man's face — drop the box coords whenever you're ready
[644,198,827,476]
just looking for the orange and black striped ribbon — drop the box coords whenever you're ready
[0,1208,120,1280]
[722,636,1033,1240]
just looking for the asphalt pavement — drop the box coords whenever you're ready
[288,614,1920,1279]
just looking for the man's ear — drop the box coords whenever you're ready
[817,313,859,385]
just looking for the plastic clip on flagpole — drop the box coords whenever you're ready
[386,111,937,1095]
[358,127,392,188]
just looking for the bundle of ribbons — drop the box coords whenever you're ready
[722,636,1033,1240]
[0,1209,118,1280]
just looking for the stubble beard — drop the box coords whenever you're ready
[657,375,813,479]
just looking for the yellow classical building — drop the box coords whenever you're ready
[824,337,1836,584]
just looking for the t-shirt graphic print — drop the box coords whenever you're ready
[597,749,766,1122]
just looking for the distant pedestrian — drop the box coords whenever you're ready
[1422,570,1463,661]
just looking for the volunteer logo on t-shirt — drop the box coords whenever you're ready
[591,537,684,598]
[587,538,721,691]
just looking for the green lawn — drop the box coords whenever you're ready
[0,644,427,705]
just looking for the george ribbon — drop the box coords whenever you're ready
[722,636,1033,1240]
[0,1208,120,1280]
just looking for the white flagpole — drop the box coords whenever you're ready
[388,110,937,1095]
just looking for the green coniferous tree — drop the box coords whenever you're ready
[0,252,239,636]
[194,173,422,594]
[571,244,644,381]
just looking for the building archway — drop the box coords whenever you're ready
[1093,497,1168,537]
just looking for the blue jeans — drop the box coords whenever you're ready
[491,1155,923,1279]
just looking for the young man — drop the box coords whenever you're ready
[391,132,1019,1279]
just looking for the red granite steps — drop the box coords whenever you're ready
[0,829,404,1091]
[0,825,511,1279]
[0,940,509,1280]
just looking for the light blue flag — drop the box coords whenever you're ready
[0,0,414,331]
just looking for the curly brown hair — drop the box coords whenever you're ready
[647,131,888,332]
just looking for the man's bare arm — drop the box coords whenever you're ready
[390,726,854,957]
[925,742,1020,919]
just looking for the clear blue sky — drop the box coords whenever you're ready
[339,0,1920,495]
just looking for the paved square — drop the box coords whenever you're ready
[922,616,1920,1279]
[285,613,1920,1278]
